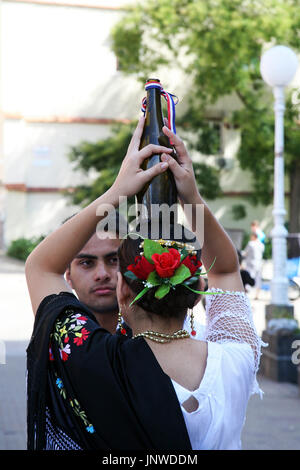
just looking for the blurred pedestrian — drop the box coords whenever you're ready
[237,250,255,292]
[243,232,265,300]
[251,220,266,245]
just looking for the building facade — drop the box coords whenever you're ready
[0,0,290,250]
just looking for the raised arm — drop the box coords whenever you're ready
[161,126,243,293]
[25,117,173,315]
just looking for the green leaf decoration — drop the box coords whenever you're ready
[199,257,216,275]
[129,286,150,306]
[147,270,161,286]
[170,264,191,286]
[183,276,199,286]
[155,283,171,299]
[124,270,138,281]
[143,239,168,263]
[184,285,225,295]
[180,247,189,261]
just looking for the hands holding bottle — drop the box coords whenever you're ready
[109,116,200,206]
[109,116,173,200]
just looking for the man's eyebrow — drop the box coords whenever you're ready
[104,251,119,259]
[74,251,118,260]
[75,253,98,260]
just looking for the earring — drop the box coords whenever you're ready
[118,310,127,336]
[189,308,196,337]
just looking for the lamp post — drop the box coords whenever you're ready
[260,45,298,312]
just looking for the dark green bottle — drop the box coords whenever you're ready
[136,78,178,224]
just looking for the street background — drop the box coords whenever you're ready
[0,252,300,451]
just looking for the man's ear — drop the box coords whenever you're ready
[65,266,73,289]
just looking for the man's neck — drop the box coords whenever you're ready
[92,311,118,334]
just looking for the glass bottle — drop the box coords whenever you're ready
[136,78,178,227]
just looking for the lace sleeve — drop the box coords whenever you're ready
[204,288,266,379]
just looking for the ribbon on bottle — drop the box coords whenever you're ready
[141,80,178,135]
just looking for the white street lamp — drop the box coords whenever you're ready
[260,45,298,307]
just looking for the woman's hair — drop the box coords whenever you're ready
[118,221,202,319]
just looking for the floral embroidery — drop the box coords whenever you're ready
[54,372,95,434]
[50,311,95,435]
[60,344,71,362]
[86,425,95,433]
[52,310,90,362]
[73,327,90,346]
[49,346,54,361]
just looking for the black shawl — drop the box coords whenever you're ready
[26,292,192,450]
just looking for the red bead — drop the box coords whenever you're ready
[121,328,126,335]
[191,330,196,336]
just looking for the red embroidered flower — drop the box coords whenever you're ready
[182,255,202,276]
[73,327,90,346]
[60,350,69,361]
[127,255,155,280]
[152,248,181,278]
[49,346,54,361]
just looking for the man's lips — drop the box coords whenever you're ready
[91,286,115,295]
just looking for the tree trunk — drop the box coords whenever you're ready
[288,160,300,258]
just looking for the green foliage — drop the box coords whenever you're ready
[7,235,45,261]
[263,237,272,260]
[110,0,300,229]
[111,0,300,103]
[193,163,222,200]
[231,204,247,221]
[68,121,222,206]
[68,123,135,206]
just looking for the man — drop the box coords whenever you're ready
[63,211,127,334]
[26,210,128,449]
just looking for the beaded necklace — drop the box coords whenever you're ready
[133,329,190,343]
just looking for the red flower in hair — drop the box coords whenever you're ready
[152,248,181,278]
[182,255,202,276]
[127,256,155,280]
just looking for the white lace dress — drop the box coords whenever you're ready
[179,288,265,450]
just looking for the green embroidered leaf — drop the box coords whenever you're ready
[73,325,84,332]
[170,264,191,286]
[129,286,150,306]
[155,283,170,299]
[147,270,161,286]
[124,270,138,281]
[143,239,168,263]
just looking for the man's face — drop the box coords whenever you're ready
[65,232,121,315]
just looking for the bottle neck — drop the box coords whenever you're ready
[146,86,164,130]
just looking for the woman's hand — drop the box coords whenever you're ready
[109,117,173,199]
[160,126,200,205]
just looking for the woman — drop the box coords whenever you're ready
[25,117,263,450]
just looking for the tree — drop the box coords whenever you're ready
[110,0,300,240]
[68,121,221,207]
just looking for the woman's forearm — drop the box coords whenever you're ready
[25,188,119,275]
[182,193,239,275]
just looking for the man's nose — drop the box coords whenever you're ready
[94,263,110,281]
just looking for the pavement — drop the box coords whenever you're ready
[0,253,300,451]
